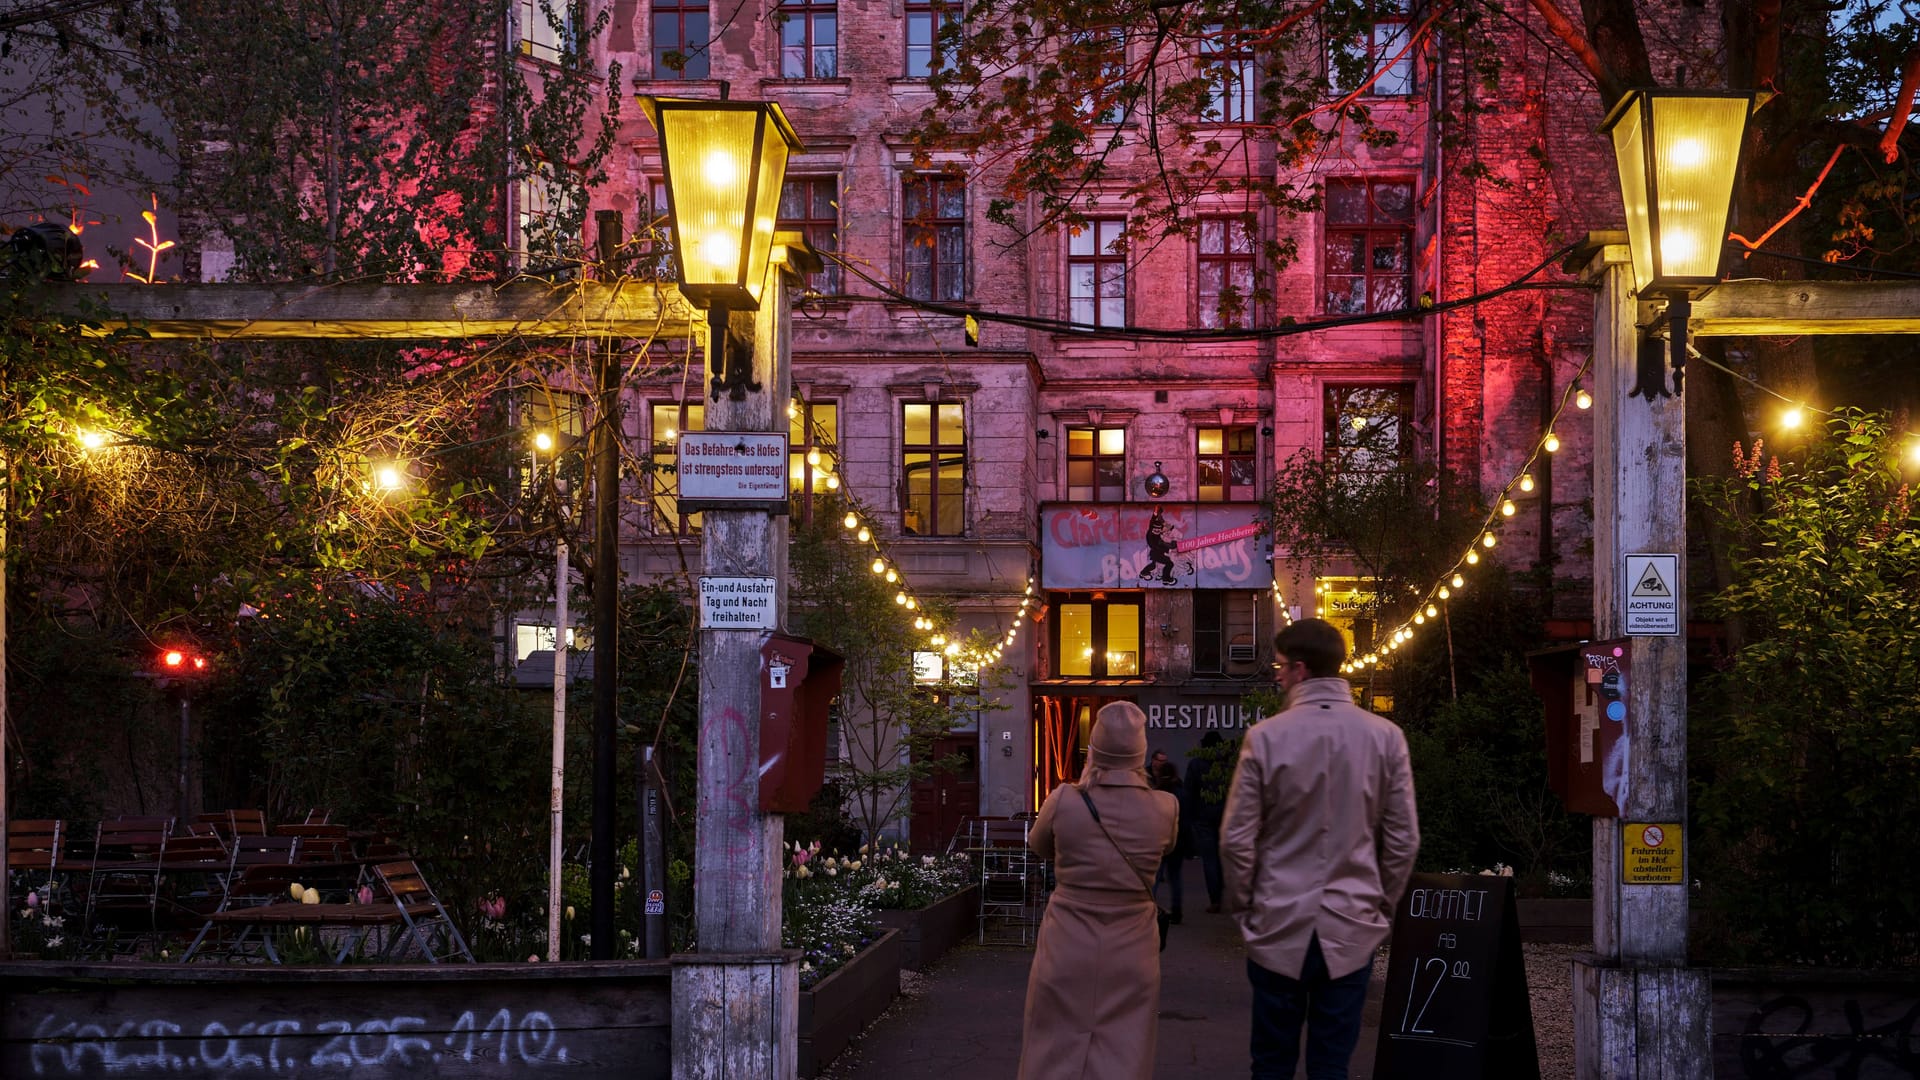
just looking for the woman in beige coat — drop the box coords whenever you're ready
[1017,701,1179,1080]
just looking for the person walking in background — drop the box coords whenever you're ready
[1018,702,1179,1080]
[1148,749,1189,924]
[1221,619,1420,1080]
[1184,731,1228,913]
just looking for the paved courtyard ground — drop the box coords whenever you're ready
[823,863,1581,1078]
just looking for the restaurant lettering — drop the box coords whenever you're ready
[1145,703,1258,730]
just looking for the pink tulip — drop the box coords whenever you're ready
[25,891,39,909]
[479,895,506,920]
[792,849,811,867]
[356,885,375,906]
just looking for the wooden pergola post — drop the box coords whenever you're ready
[1574,238,1709,1076]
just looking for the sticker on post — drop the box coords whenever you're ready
[1622,822,1684,884]
[1623,553,1679,636]
[645,889,665,916]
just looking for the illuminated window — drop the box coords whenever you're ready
[778,0,837,78]
[652,0,710,78]
[1314,577,1378,666]
[517,387,587,496]
[1068,218,1127,327]
[1065,426,1127,502]
[903,176,966,302]
[1052,592,1142,677]
[517,0,578,61]
[1324,177,1414,314]
[1324,383,1413,475]
[651,401,705,535]
[913,650,945,684]
[788,398,838,522]
[1195,425,1257,501]
[902,402,965,536]
[515,623,579,662]
[1200,25,1256,123]
[778,176,843,294]
[905,0,958,77]
[1327,0,1415,97]
[1198,215,1257,329]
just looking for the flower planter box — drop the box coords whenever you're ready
[797,928,902,1079]
[1711,966,1920,1076]
[875,884,979,972]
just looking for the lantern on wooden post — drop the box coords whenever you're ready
[639,96,803,399]
[1602,89,1757,399]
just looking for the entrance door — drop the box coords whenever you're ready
[909,736,979,852]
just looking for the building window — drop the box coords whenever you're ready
[515,623,581,662]
[1196,425,1257,501]
[903,175,965,302]
[778,176,843,294]
[905,0,958,77]
[1327,0,1415,97]
[1200,25,1256,123]
[651,400,705,534]
[902,401,965,536]
[1198,215,1257,329]
[652,0,710,78]
[789,398,839,522]
[516,163,580,265]
[1325,177,1413,314]
[1052,591,1143,677]
[1065,426,1126,502]
[638,179,676,280]
[1192,590,1260,675]
[1073,28,1128,124]
[1068,218,1127,327]
[778,0,837,78]
[1324,383,1414,475]
[517,387,588,495]
[517,0,578,61]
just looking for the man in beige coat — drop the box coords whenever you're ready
[1221,619,1419,1080]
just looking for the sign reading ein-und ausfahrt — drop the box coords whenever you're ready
[699,576,779,630]
[676,432,789,508]
[1622,553,1678,636]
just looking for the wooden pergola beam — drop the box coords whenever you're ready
[59,281,701,340]
[1688,280,1920,337]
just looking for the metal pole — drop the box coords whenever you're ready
[177,695,192,820]
[590,210,623,960]
[641,744,667,958]
[2,479,12,958]
[548,533,569,962]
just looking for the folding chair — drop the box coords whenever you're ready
[370,860,474,963]
[82,817,173,948]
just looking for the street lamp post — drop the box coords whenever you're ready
[642,95,807,1077]
[1575,87,1755,1077]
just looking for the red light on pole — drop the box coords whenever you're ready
[192,657,206,670]
[164,650,185,668]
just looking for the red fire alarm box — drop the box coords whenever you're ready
[759,633,845,813]
[1528,638,1631,817]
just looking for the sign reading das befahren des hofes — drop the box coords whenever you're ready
[676,432,788,504]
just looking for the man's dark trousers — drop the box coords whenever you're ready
[1246,933,1371,1080]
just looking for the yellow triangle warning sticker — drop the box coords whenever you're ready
[1633,563,1670,597]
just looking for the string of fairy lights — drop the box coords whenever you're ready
[1336,358,1595,676]
[787,399,1033,679]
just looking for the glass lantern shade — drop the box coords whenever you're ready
[1602,89,1755,294]
[640,97,803,309]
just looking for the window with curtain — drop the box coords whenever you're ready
[903,175,966,302]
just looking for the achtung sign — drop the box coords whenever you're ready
[1622,553,1678,636]
[1622,822,1684,884]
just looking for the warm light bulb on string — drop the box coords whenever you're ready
[932,634,945,646]
[1426,604,1438,618]
[1438,587,1450,599]
[944,642,959,656]
[906,598,918,610]
[1575,386,1593,410]
[1781,406,1803,430]
[1519,473,1535,493]
[885,569,898,583]
[1543,433,1561,453]
[1482,532,1497,548]
[1466,550,1480,565]
[895,592,908,606]
[806,448,821,467]
[1451,574,1464,588]
[1501,500,1516,517]
[843,512,859,530]
[870,558,886,575]
[826,475,840,490]
[1414,613,1426,625]
[1909,440,1920,466]
[856,527,871,542]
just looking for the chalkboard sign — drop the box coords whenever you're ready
[1373,872,1539,1079]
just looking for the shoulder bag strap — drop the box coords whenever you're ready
[1076,785,1161,904]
